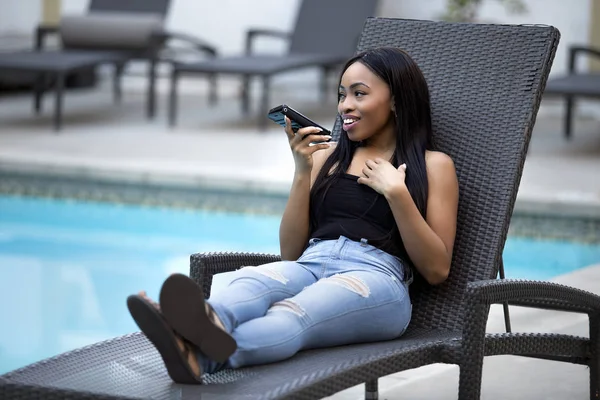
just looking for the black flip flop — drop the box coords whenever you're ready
[159,273,237,363]
[126,294,202,384]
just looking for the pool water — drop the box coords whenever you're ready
[1,194,599,375]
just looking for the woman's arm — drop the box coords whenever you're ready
[278,120,335,260]
[279,170,312,260]
[384,152,459,285]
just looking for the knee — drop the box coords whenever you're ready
[235,262,292,285]
[267,298,306,318]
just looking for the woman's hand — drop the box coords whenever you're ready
[357,158,407,197]
[285,116,331,175]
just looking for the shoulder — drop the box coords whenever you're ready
[425,150,456,177]
[424,150,458,190]
[425,150,454,170]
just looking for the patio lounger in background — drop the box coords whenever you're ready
[0,49,129,132]
[2,17,596,400]
[544,45,600,139]
[0,0,218,132]
[168,0,379,129]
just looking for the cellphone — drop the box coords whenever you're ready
[267,104,331,135]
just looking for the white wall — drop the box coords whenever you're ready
[476,0,591,76]
[0,0,592,78]
[0,1,43,35]
[161,0,591,91]
[166,0,590,77]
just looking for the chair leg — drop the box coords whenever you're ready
[458,301,487,400]
[458,355,485,400]
[258,76,270,131]
[365,379,378,400]
[590,313,599,400]
[498,258,512,333]
[33,73,45,114]
[208,72,217,106]
[241,74,250,114]
[53,72,65,132]
[564,96,574,140]
[168,70,179,128]
[147,57,157,119]
[113,63,125,104]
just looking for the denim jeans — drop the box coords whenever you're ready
[201,235,413,373]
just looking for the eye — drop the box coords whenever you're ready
[338,92,346,101]
[354,91,365,97]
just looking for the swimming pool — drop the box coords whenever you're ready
[1,194,600,375]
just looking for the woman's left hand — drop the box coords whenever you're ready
[357,158,407,197]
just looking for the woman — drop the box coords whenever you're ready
[127,47,459,383]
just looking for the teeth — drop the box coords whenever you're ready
[343,118,357,124]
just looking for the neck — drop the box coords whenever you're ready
[361,125,396,155]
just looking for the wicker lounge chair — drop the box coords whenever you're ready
[167,0,379,129]
[544,45,600,139]
[3,17,596,400]
[0,0,217,131]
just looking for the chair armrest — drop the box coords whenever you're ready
[466,279,600,313]
[35,24,59,50]
[568,45,600,73]
[245,28,291,55]
[152,30,218,58]
[189,252,281,298]
[460,279,600,366]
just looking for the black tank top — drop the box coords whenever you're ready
[309,173,411,265]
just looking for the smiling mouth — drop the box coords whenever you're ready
[342,118,360,131]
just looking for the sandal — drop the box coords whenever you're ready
[159,273,237,363]
[126,294,202,384]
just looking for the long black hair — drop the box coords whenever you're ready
[311,47,435,219]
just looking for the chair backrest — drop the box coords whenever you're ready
[289,0,379,56]
[330,18,560,332]
[88,0,171,17]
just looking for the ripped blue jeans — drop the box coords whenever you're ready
[202,235,413,372]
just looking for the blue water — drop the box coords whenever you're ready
[1,194,599,375]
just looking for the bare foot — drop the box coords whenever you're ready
[138,291,201,377]
[205,303,227,332]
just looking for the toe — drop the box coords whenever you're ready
[138,291,161,311]
[175,336,201,377]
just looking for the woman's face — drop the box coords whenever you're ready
[338,61,395,143]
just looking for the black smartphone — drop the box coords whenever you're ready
[267,104,331,135]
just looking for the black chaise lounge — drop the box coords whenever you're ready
[167,0,379,129]
[2,17,597,400]
[544,44,600,139]
[0,0,217,132]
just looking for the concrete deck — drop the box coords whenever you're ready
[1,75,600,399]
[1,76,599,216]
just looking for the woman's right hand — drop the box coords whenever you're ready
[285,116,332,174]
